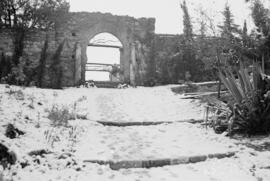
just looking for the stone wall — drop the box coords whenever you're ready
[0,12,156,87]
[0,29,14,56]
[154,34,217,83]
[0,17,219,87]
[154,34,181,83]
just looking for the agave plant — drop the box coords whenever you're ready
[219,63,270,135]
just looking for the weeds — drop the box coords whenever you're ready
[44,126,80,151]
[27,95,35,109]
[44,96,87,149]
[46,105,73,127]
[6,89,24,100]
[67,126,79,152]
[44,128,61,148]
[35,112,41,128]
[53,91,58,97]
[46,96,88,127]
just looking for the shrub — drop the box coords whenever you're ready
[44,128,61,148]
[0,56,37,86]
[6,89,25,100]
[46,99,88,127]
[219,63,270,135]
[44,126,79,150]
[46,105,74,127]
[8,59,26,85]
[110,64,121,76]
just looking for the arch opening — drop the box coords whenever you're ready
[85,32,123,82]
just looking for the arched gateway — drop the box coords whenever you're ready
[86,32,123,82]
[56,12,155,86]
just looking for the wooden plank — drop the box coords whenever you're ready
[85,63,115,72]
[84,69,110,72]
[88,43,122,49]
[86,63,118,66]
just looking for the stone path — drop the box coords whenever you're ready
[1,85,270,181]
[74,122,237,163]
[62,86,204,123]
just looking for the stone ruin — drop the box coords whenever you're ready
[0,10,218,87]
[0,12,156,87]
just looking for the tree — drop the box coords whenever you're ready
[218,4,241,67]
[181,0,193,43]
[248,0,270,73]
[0,0,70,86]
[219,4,240,48]
[237,20,257,67]
[0,0,70,30]
[242,20,248,47]
[195,10,218,81]
[170,0,204,82]
[251,0,270,36]
[219,4,240,40]
[196,8,208,58]
[196,7,234,96]
[177,0,195,81]
[0,0,70,65]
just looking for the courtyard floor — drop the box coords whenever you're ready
[0,84,270,181]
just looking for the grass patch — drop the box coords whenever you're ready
[46,105,73,127]
[6,89,24,100]
[46,98,88,127]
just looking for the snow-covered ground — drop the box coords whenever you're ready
[0,84,270,181]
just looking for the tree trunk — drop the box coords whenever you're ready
[262,54,265,73]
[216,48,222,99]
[13,28,25,65]
[38,33,49,88]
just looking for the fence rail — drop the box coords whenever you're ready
[88,43,122,49]
[85,63,120,72]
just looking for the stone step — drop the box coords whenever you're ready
[73,122,237,163]
[94,81,121,88]
[96,119,204,127]
[83,152,235,170]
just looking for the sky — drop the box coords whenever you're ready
[69,0,261,34]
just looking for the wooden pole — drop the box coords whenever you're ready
[262,54,265,73]
[216,49,221,99]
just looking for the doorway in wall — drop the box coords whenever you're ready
[86,33,123,82]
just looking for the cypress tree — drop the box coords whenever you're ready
[181,0,193,43]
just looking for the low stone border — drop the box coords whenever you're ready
[96,119,204,127]
[83,152,235,170]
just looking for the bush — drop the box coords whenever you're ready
[46,105,75,127]
[219,63,270,135]
[7,59,26,85]
[110,64,121,76]
[46,99,88,127]
[6,89,25,100]
[0,56,35,86]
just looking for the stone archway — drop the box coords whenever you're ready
[83,24,130,83]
